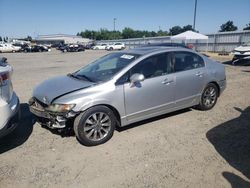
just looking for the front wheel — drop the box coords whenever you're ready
[74,106,116,146]
[197,83,218,111]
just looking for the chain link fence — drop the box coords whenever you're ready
[99,30,250,52]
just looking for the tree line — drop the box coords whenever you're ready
[76,24,196,40]
[0,21,249,42]
[77,21,250,40]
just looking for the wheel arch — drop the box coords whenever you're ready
[80,104,121,127]
[207,81,221,97]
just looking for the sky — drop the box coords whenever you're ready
[0,0,249,38]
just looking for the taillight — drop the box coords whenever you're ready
[0,72,10,85]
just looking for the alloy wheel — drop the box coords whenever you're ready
[202,86,217,108]
[83,112,111,141]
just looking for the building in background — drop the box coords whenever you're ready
[35,34,92,45]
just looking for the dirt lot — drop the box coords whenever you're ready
[0,50,249,188]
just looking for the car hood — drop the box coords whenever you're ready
[234,46,250,52]
[33,75,95,105]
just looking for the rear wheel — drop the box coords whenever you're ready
[197,83,218,111]
[74,106,116,146]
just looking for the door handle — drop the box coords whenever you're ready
[162,79,174,85]
[195,72,203,77]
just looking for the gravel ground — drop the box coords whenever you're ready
[0,50,249,188]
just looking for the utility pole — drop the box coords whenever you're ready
[193,0,197,30]
[113,18,117,31]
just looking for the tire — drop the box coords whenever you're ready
[197,83,219,111]
[109,47,113,51]
[232,56,238,65]
[74,105,116,146]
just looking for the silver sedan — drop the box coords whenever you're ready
[29,47,226,146]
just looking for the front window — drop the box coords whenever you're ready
[130,53,171,79]
[72,53,140,83]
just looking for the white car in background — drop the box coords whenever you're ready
[92,43,108,50]
[232,42,250,64]
[106,42,125,51]
[0,57,20,138]
[11,44,22,52]
[0,43,21,53]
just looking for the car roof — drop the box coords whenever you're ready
[124,46,191,55]
[143,42,188,48]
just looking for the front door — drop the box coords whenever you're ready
[123,53,175,122]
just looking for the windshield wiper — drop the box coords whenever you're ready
[68,73,94,82]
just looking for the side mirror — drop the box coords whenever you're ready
[130,73,145,84]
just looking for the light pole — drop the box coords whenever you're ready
[113,18,117,31]
[193,0,197,30]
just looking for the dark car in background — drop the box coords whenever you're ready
[23,45,50,53]
[84,43,95,49]
[60,44,85,52]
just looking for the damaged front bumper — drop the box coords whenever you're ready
[29,97,78,129]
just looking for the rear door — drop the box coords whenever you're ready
[173,51,205,107]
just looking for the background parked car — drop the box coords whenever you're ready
[10,44,22,52]
[23,45,50,53]
[232,42,250,65]
[0,43,21,53]
[60,44,85,52]
[92,43,108,50]
[84,43,95,49]
[0,57,20,138]
[106,42,125,51]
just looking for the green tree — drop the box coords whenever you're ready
[243,23,250,30]
[182,25,195,32]
[169,26,183,35]
[122,27,135,39]
[0,36,2,41]
[219,21,238,32]
[157,30,168,36]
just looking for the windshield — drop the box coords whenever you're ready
[73,52,140,83]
